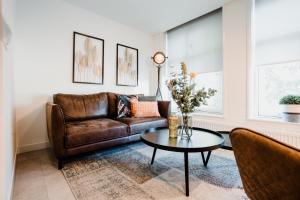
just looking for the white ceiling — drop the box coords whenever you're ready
[63,0,231,33]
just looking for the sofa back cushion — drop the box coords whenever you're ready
[107,92,118,118]
[83,93,108,119]
[54,93,108,121]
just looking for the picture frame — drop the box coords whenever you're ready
[73,32,104,84]
[116,43,138,86]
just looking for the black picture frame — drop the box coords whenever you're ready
[116,43,138,87]
[72,31,104,84]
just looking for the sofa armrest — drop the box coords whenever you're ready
[158,101,171,118]
[46,102,66,159]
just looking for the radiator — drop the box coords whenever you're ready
[192,119,300,148]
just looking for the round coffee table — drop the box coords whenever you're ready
[140,128,224,197]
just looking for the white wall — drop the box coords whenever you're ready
[15,0,155,153]
[0,0,16,199]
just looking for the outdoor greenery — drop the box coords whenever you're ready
[279,95,300,105]
[167,62,217,114]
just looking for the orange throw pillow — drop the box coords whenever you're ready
[130,99,161,117]
[130,98,138,116]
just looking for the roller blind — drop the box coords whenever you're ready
[167,9,222,74]
[166,9,223,114]
[255,0,300,65]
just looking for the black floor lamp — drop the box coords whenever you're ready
[151,52,167,100]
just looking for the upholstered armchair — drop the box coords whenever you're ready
[230,128,300,200]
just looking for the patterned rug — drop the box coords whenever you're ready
[62,142,248,200]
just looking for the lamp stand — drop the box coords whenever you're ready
[156,65,162,100]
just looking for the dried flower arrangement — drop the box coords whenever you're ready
[167,62,217,138]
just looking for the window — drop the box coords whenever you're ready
[166,9,223,114]
[254,0,300,118]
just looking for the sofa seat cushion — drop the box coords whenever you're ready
[116,117,167,135]
[65,118,128,148]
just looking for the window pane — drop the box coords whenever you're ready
[258,61,300,117]
[195,71,223,113]
[255,0,300,117]
[167,9,223,114]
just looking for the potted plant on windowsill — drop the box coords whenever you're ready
[279,95,300,123]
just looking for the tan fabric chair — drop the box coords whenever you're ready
[230,128,300,200]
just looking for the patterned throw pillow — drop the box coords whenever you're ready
[117,95,137,118]
[130,100,161,118]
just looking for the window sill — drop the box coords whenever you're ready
[192,112,224,119]
[170,110,224,119]
[248,116,300,125]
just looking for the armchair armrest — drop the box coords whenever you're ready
[46,102,66,159]
[157,101,171,118]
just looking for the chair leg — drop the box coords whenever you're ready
[58,159,64,170]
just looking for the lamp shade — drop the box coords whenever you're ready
[152,52,167,65]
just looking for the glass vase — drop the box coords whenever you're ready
[179,113,193,139]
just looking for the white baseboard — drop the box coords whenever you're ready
[17,141,50,154]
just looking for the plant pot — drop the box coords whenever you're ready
[280,104,300,123]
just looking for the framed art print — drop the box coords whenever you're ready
[116,44,138,86]
[73,32,104,84]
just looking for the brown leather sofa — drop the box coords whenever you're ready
[230,128,300,200]
[46,92,170,169]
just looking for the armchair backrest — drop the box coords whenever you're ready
[230,128,300,200]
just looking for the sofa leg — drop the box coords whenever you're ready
[58,159,64,170]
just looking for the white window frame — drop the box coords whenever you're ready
[247,0,256,120]
[247,0,300,123]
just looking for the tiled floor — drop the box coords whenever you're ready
[13,149,75,200]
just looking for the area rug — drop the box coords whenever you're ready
[62,142,248,200]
